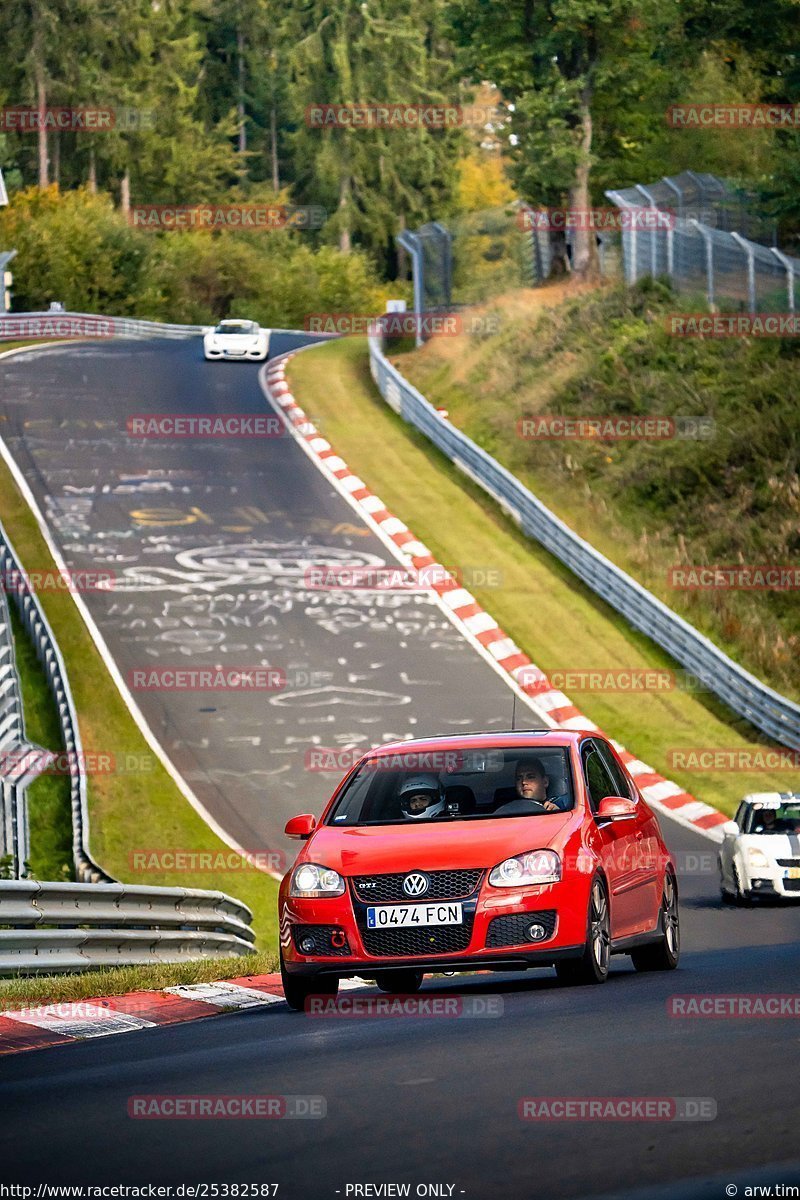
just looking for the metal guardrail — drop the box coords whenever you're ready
[368,336,800,751]
[0,555,50,878]
[0,523,113,883]
[0,880,255,973]
[0,312,326,341]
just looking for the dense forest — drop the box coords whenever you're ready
[0,0,798,313]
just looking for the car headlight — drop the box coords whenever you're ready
[488,849,561,887]
[290,863,345,897]
[747,847,770,869]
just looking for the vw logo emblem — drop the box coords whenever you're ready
[403,872,429,897]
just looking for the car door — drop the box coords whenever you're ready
[580,738,649,939]
[596,738,662,928]
[720,802,745,886]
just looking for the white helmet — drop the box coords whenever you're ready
[398,774,445,820]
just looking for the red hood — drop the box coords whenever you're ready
[303,813,578,876]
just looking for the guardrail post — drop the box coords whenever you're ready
[635,185,659,278]
[769,247,795,312]
[689,219,715,308]
[397,232,425,348]
[730,232,756,313]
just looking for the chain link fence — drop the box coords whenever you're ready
[606,172,797,313]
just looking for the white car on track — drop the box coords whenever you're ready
[203,319,270,362]
[719,792,800,903]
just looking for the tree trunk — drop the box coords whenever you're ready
[237,28,247,158]
[338,174,351,254]
[51,132,60,184]
[35,66,48,188]
[396,213,408,281]
[270,99,279,191]
[88,147,97,193]
[567,91,597,279]
[120,168,131,216]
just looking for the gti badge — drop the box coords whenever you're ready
[403,872,430,897]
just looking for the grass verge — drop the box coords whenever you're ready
[8,603,73,880]
[0,949,279,1011]
[287,337,795,819]
[0,349,278,947]
[395,279,800,701]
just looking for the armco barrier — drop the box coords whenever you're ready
[368,335,800,751]
[0,880,255,973]
[0,312,338,341]
[0,521,113,883]
[0,553,50,878]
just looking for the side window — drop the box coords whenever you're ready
[581,742,618,812]
[596,741,633,800]
[734,802,746,830]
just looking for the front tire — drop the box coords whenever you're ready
[373,970,424,994]
[280,949,338,1012]
[556,876,610,986]
[631,872,680,972]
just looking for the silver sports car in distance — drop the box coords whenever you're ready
[203,319,270,362]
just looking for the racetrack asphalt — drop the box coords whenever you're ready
[0,336,798,1198]
[0,335,537,862]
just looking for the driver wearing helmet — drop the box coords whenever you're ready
[398,773,446,821]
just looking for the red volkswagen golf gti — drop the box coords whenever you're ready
[278,730,679,1009]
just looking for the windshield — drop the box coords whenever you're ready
[327,748,574,826]
[744,802,800,835]
[215,321,256,335]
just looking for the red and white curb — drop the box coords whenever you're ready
[0,975,383,1057]
[262,353,729,844]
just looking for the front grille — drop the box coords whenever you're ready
[486,910,557,948]
[292,925,351,956]
[352,869,483,904]
[362,922,473,957]
[782,878,800,892]
[777,859,800,867]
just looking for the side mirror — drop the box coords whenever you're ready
[597,796,638,821]
[285,813,316,840]
[721,820,739,837]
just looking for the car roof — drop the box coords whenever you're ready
[741,791,800,808]
[365,729,596,758]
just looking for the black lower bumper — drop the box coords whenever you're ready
[283,944,585,978]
